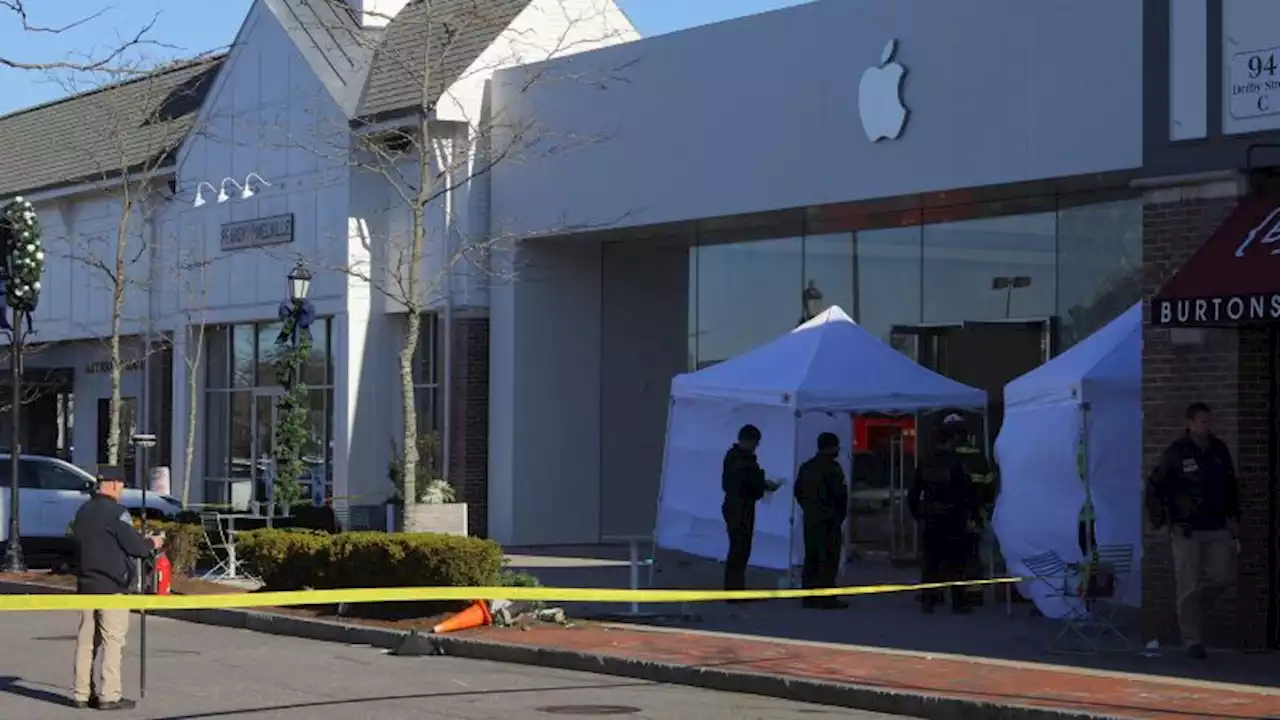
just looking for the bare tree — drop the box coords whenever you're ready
[171,246,213,507]
[267,0,635,517]
[52,57,218,469]
[0,1,172,75]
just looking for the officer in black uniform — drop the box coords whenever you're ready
[909,420,978,614]
[795,432,849,609]
[1145,402,1239,659]
[721,424,779,597]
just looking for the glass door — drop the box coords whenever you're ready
[251,389,281,511]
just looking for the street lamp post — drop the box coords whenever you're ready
[991,275,1033,318]
[0,197,44,574]
[800,279,824,325]
[270,261,313,528]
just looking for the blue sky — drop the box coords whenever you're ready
[0,0,810,115]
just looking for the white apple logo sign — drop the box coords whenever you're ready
[858,38,909,142]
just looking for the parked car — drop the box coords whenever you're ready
[0,454,182,557]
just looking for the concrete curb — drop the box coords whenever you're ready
[0,580,1120,720]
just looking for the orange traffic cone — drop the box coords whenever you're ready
[432,600,492,634]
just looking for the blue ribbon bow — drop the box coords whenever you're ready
[276,298,315,345]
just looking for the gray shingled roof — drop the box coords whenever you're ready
[266,0,374,117]
[357,0,533,119]
[0,0,531,196]
[0,57,223,198]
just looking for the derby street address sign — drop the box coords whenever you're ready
[221,214,294,251]
[1230,45,1280,120]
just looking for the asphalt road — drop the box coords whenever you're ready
[0,612,909,719]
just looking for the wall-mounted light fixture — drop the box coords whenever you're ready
[191,173,273,207]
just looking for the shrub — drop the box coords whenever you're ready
[128,519,206,577]
[235,530,504,617]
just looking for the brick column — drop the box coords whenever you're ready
[1140,176,1272,651]
[448,314,490,538]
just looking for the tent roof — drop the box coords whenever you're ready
[1005,303,1142,409]
[671,306,986,412]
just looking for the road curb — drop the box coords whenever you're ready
[0,580,1119,720]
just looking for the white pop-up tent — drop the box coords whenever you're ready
[992,304,1142,617]
[655,306,987,571]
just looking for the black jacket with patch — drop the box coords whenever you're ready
[71,494,153,594]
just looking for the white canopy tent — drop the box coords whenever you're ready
[992,304,1142,618]
[655,306,987,571]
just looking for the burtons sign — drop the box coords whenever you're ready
[1156,295,1280,326]
[1151,192,1280,326]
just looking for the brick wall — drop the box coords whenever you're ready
[1141,185,1273,650]
[447,316,490,538]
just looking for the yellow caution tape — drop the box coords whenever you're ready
[0,577,1023,612]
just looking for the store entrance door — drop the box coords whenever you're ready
[853,319,1053,565]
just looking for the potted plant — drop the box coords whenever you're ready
[387,431,468,535]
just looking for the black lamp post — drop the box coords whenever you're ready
[800,279,824,325]
[1,198,43,574]
[269,261,313,526]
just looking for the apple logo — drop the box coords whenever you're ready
[858,38,909,143]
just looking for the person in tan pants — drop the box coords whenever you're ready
[69,470,162,710]
[1146,403,1239,660]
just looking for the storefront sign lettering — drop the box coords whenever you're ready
[1156,296,1280,326]
[85,358,142,374]
[220,214,294,251]
[1229,46,1280,120]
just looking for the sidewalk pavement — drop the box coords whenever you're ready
[458,622,1280,720]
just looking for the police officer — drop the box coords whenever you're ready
[1146,402,1239,660]
[722,424,779,598]
[70,469,163,710]
[795,432,849,609]
[909,419,978,614]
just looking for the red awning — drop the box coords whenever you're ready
[1152,191,1280,326]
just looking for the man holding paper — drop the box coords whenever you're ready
[721,424,781,598]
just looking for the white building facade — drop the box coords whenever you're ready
[0,0,635,532]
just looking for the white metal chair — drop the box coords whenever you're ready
[1024,544,1135,654]
[199,512,237,581]
[1022,550,1092,653]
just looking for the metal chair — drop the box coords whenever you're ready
[1022,550,1093,653]
[199,512,236,581]
[1081,543,1135,651]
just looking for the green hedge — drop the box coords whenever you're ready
[129,519,206,577]
[235,530,504,617]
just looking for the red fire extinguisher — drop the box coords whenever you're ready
[153,552,172,596]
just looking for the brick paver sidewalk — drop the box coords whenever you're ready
[467,623,1280,719]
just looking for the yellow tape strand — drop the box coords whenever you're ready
[0,577,1024,612]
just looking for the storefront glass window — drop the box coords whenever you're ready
[693,236,802,368]
[231,326,254,388]
[801,233,855,322]
[206,327,230,390]
[204,318,334,509]
[921,212,1058,324]
[1056,196,1142,348]
[855,226,923,346]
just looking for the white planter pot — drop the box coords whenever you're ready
[402,503,468,536]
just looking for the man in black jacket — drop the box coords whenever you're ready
[721,424,779,596]
[1146,402,1239,659]
[70,471,162,710]
[795,432,849,609]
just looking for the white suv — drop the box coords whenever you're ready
[0,454,183,557]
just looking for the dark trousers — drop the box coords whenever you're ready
[921,525,971,608]
[801,518,842,591]
[722,502,756,591]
